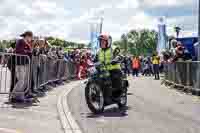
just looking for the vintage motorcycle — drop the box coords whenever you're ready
[85,60,129,114]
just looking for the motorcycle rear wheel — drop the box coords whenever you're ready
[85,83,104,114]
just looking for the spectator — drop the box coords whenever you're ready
[176,42,184,56]
[147,56,154,75]
[183,48,192,61]
[64,52,69,62]
[142,57,153,76]
[170,39,178,57]
[162,50,172,63]
[48,47,58,60]
[172,41,185,62]
[152,52,160,80]
[128,56,132,75]
[132,56,140,77]
[11,31,33,102]
[123,56,132,76]
[7,42,17,95]
[86,51,93,67]
[78,54,87,79]
[57,47,64,59]
[31,45,40,94]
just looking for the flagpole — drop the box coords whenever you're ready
[198,0,200,44]
[100,17,104,34]
[197,0,200,60]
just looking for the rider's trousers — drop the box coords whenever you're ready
[109,69,122,91]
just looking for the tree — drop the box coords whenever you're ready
[46,37,86,48]
[78,43,85,49]
[88,42,92,48]
[0,42,4,52]
[113,29,157,56]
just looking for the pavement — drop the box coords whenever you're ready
[0,67,11,93]
[0,75,200,133]
[67,76,200,133]
[0,81,80,133]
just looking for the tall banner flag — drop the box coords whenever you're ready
[157,17,167,55]
[90,17,103,55]
[90,23,100,55]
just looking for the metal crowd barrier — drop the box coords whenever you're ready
[0,52,77,97]
[164,61,200,89]
[32,54,77,91]
[0,52,31,96]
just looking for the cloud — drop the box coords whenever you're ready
[120,11,197,38]
[116,0,139,9]
[125,12,158,30]
[142,0,195,8]
[0,0,71,39]
[0,0,197,42]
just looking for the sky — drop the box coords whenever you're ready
[0,0,198,43]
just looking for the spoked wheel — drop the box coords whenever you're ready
[85,83,104,114]
[118,88,127,108]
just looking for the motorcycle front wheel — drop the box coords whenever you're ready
[118,88,127,108]
[85,83,104,114]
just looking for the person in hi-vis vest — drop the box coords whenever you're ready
[96,34,122,95]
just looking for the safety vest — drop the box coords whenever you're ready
[98,48,121,70]
[152,56,160,64]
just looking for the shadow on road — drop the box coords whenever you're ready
[11,102,39,109]
[85,106,131,118]
[3,100,39,109]
[0,82,61,109]
[127,92,133,95]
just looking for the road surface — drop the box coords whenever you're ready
[68,76,200,133]
[0,84,64,133]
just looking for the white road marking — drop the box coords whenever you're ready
[57,88,71,130]
[57,81,83,133]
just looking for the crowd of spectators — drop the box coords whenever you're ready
[63,49,93,79]
[122,39,196,80]
[162,39,193,63]
[121,53,161,80]
[0,31,92,103]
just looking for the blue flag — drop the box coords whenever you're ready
[90,24,101,55]
[157,17,167,55]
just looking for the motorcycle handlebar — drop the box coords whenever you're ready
[94,60,120,67]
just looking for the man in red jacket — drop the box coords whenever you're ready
[132,56,140,77]
[11,31,33,102]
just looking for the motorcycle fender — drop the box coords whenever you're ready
[126,80,129,88]
[85,78,103,89]
[122,80,129,88]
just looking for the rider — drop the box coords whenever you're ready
[97,34,122,96]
